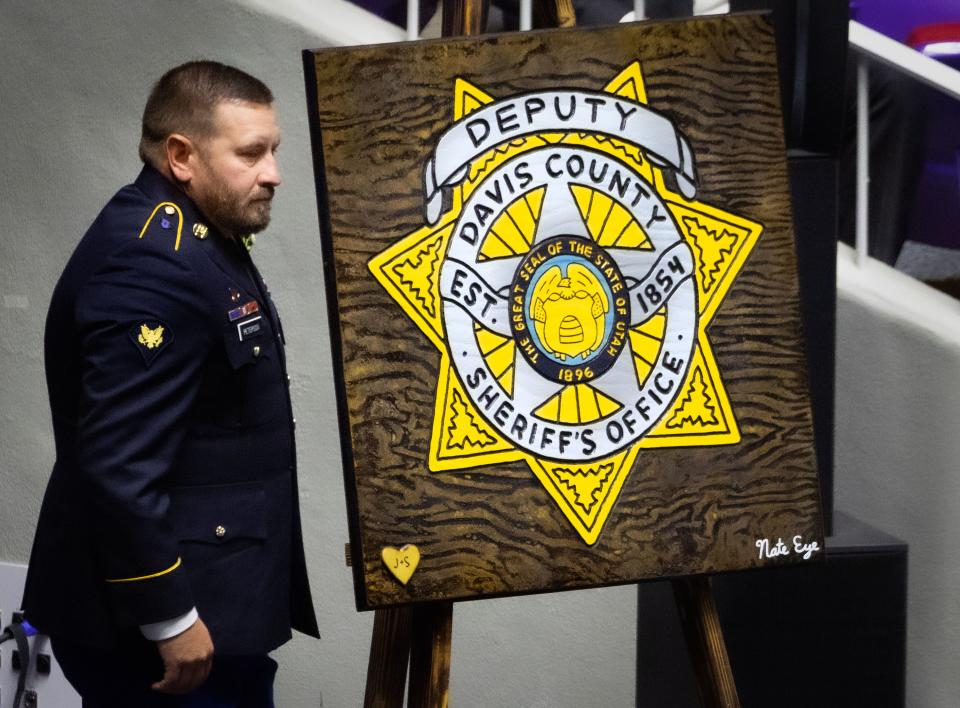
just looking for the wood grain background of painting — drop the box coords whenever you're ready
[305,13,823,610]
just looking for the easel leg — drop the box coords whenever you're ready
[407,602,454,708]
[364,607,414,708]
[672,576,741,708]
[534,0,577,28]
[442,0,490,36]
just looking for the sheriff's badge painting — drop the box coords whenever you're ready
[305,15,823,610]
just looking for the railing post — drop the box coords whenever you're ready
[520,0,532,30]
[407,0,419,40]
[855,56,870,267]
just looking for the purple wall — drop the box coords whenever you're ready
[853,0,960,43]
[853,1,960,250]
[351,0,437,30]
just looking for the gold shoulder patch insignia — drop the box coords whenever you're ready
[138,323,164,348]
[129,320,173,366]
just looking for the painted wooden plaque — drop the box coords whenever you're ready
[304,13,824,610]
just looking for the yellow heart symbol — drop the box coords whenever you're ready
[381,544,421,585]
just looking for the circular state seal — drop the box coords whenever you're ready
[511,236,630,384]
[439,146,698,462]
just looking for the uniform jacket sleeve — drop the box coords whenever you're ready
[74,230,212,626]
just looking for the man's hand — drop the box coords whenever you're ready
[151,617,214,694]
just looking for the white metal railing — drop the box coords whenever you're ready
[407,0,419,39]
[404,0,549,39]
[399,14,960,269]
[398,2,656,41]
[849,20,960,266]
[520,0,533,31]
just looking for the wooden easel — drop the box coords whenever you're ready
[363,3,740,706]
[363,575,739,707]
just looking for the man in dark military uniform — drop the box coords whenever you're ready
[22,61,319,706]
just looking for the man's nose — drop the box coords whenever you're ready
[260,153,282,188]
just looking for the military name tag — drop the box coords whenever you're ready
[236,315,264,341]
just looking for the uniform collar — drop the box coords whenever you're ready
[134,164,217,239]
[133,165,262,277]
[135,163,187,204]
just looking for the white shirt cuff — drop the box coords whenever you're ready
[140,607,199,641]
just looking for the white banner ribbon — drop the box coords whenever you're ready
[622,242,695,325]
[423,89,698,224]
[439,243,694,335]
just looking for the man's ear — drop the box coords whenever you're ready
[165,133,196,183]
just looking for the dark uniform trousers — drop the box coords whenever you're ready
[22,165,319,705]
[52,638,278,708]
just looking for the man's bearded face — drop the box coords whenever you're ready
[189,100,281,238]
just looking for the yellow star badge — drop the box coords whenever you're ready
[369,62,762,544]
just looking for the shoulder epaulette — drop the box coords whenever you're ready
[138,201,184,252]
